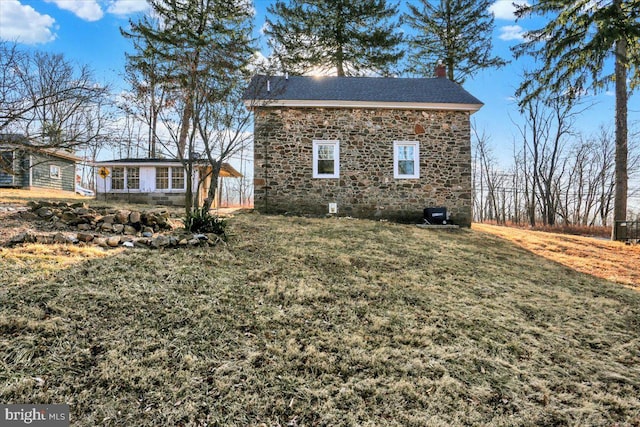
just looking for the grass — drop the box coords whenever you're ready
[474,223,640,287]
[0,188,184,215]
[1,209,640,425]
[0,188,88,204]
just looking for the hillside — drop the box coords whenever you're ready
[1,205,639,425]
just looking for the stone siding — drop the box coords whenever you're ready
[253,107,472,226]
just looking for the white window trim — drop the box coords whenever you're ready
[109,167,140,192]
[393,141,420,179]
[155,166,186,192]
[125,167,140,191]
[170,166,186,191]
[312,140,340,179]
[49,164,61,179]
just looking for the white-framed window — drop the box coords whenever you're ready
[127,167,140,190]
[156,166,185,190]
[313,140,340,179]
[394,141,420,179]
[156,167,169,190]
[110,167,139,191]
[171,167,185,189]
[49,164,61,179]
[111,167,125,189]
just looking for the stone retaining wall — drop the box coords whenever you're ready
[6,201,222,249]
[253,107,472,226]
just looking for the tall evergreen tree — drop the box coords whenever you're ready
[122,0,254,215]
[265,0,404,76]
[513,0,640,239]
[403,0,505,84]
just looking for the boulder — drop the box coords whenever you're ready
[102,214,115,224]
[10,232,36,245]
[151,235,171,248]
[115,210,130,224]
[124,225,137,235]
[100,223,114,232]
[77,232,94,243]
[36,207,54,218]
[19,211,39,221]
[73,207,91,216]
[129,211,141,224]
[61,211,80,224]
[107,236,121,247]
[35,235,53,244]
[53,233,70,244]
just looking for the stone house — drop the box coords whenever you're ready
[0,135,80,192]
[94,158,242,207]
[244,74,483,226]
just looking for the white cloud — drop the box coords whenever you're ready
[107,0,150,17]
[44,0,103,22]
[0,0,57,44]
[490,0,529,20]
[498,25,526,41]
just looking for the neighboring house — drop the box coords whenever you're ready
[0,136,80,192]
[243,74,483,226]
[94,158,242,207]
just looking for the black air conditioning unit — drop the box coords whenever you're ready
[424,207,447,225]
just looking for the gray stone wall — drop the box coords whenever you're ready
[253,107,473,226]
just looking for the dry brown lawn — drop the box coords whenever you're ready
[1,192,639,426]
[473,223,640,288]
[0,188,87,204]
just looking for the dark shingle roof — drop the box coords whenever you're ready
[244,75,483,109]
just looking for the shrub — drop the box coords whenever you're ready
[184,208,227,240]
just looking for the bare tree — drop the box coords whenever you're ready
[123,0,254,217]
[473,126,504,223]
[195,79,253,212]
[514,94,581,226]
[0,42,110,150]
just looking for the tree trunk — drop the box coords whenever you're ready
[202,162,221,212]
[612,37,628,240]
[336,45,345,76]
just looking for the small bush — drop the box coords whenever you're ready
[184,208,227,240]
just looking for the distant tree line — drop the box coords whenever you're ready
[2,0,638,234]
[473,114,640,227]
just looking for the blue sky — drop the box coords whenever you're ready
[1,0,638,167]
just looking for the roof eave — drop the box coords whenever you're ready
[245,99,483,113]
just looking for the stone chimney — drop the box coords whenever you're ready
[435,60,446,78]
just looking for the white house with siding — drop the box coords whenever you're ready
[95,158,242,207]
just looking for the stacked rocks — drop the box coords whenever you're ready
[6,201,224,249]
[27,200,172,233]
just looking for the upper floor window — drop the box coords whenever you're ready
[313,140,340,179]
[394,141,420,179]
